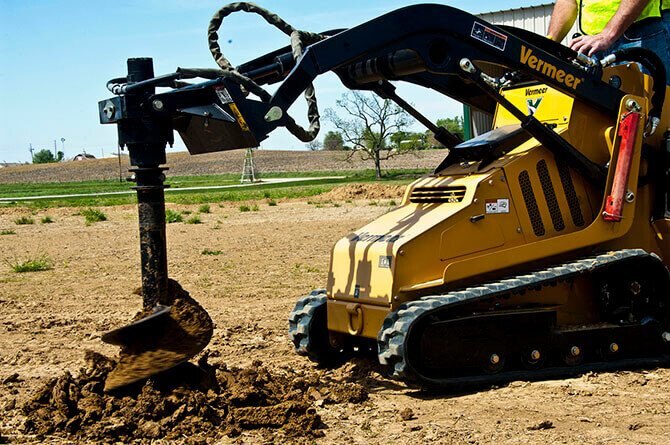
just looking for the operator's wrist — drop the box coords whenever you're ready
[599,27,621,44]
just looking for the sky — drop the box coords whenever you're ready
[0,0,541,163]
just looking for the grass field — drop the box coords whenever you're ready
[0,168,429,208]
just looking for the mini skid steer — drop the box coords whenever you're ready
[99,3,670,390]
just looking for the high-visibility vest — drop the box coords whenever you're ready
[579,0,663,35]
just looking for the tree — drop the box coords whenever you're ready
[322,131,345,151]
[325,92,412,179]
[306,139,322,151]
[32,149,63,164]
[436,116,464,140]
[390,131,429,150]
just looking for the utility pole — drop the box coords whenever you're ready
[29,143,34,163]
[60,138,65,160]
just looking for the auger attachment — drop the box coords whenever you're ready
[99,58,213,392]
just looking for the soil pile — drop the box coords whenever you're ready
[21,351,368,443]
[321,184,406,201]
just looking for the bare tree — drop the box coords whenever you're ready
[325,91,412,179]
[306,139,322,151]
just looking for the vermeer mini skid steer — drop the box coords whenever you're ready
[98,3,670,390]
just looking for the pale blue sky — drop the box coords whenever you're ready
[0,1,541,163]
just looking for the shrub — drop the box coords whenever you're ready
[14,216,34,225]
[41,216,54,224]
[81,208,107,225]
[165,209,183,223]
[198,204,211,214]
[186,214,202,225]
[8,255,52,273]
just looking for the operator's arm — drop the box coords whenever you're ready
[547,0,579,42]
[570,0,651,56]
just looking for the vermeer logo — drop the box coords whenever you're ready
[520,45,583,89]
[526,97,543,115]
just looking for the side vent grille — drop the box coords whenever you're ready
[537,160,565,232]
[519,171,546,237]
[409,186,467,204]
[557,161,585,227]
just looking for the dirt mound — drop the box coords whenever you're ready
[321,184,407,201]
[21,351,368,443]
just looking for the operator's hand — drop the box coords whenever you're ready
[569,33,616,57]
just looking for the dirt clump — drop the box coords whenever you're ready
[21,351,368,443]
[104,279,214,391]
[321,184,406,201]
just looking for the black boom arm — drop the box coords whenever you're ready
[100,4,632,165]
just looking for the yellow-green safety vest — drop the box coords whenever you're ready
[579,0,664,35]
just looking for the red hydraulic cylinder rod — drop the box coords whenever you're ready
[603,112,641,222]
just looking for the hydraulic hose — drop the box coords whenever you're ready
[207,2,324,142]
[603,47,666,125]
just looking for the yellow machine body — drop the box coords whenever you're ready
[326,64,670,340]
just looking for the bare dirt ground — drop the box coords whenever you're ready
[0,149,449,184]
[1,194,669,444]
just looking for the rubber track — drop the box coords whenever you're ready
[377,249,669,387]
[288,289,326,361]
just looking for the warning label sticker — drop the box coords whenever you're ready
[471,22,508,51]
[485,198,510,214]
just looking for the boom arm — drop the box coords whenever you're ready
[99,4,664,176]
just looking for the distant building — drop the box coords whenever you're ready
[72,153,96,161]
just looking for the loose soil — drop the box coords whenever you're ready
[1,199,669,444]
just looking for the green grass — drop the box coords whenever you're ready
[80,208,107,225]
[165,209,183,223]
[0,168,428,209]
[40,216,54,224]
[185,214,202,224]
[14,216,34,225]
[0,229,16,235]
[8,255,52,273]
[198,204,211,214]
[201,248,223,256]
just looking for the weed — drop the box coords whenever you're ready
[251,204,259,212]
[198,204,211,214]
[239,205,251,212]
[267,199,277,206]
[388,200,397,206]
[165,209,183,223]
[0,229,16,235]
[315,204,324,208]
[80,208,107,225]
[8,255,52,273]
[368,201,379,206]
[14,216,34,225]
[41,216,54,224]
[263,191,272,199]
[201,248,223,256]
[186,214,202,224]
[345,200,353,204]
[182,210,193,215]
[333,202,341,208]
